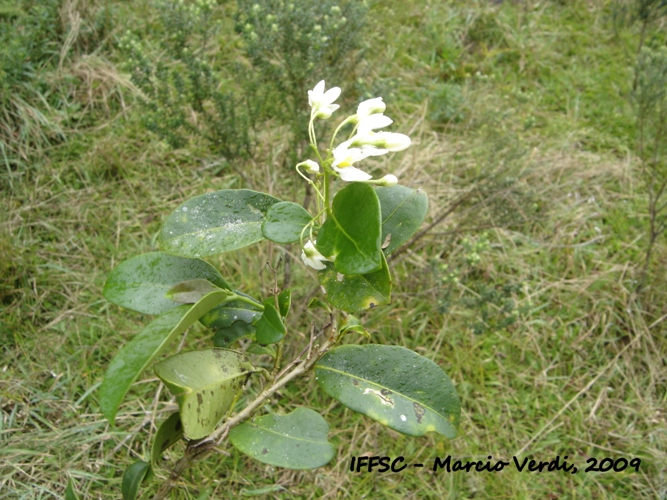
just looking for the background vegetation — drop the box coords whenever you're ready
[1,0,665,498]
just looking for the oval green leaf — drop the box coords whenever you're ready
[376,185,429,255]
[160,189,281,258]
[213,322,256,347]
[316,182,382,275]
[154,349,254,440]
[103,252,230,315]
[99,290,232,423]
[261,202,313,244]
[151,412,183,470]
[318,255,391,313]
[254,300,286,345]
[229,408,335,469]
[315,345,460,438]
[121,460,150,500]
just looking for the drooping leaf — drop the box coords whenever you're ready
[151,412,184,470]
[261,202,312,244]
[254,300,286,345]
[103,252,230,315]
[99,290,232,423]
[65,479,80,500]
[166,279,227,304]
[229,408,335,469]
[160,189,281,258]
[318,255,391,313]
[277,289,291,318]
[121,461,151,500]
[315,345,460,438]
[376,185,429,255]
[154,349,254,440]
[316,182,382,275]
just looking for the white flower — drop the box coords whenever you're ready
[308,80,341,120]
[331,144,388,182]
[356,97,386,120]
[352,131,411,152]
[301,240,331,270]
[297,159,320,174]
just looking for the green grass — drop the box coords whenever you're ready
[1,0,666,498]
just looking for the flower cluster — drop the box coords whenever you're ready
[300,80,411,270]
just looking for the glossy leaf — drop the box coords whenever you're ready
[103,252,230,315]
[376,185,429,255]
[121,461,150,500]
[315,345,460,438]
[213,322,256,347]
[340,315,369,338]
[160,189,281,258]
[261,202,312,244]
[229,408,335,469]
[166,279,227,304]
[99,290,232,423]
[154,349,254,440]
[318,255,391,313]
[316,182,382,275]
[151,412,183,469]
[277,289,291,318]
[254,300,286,345]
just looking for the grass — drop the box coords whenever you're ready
[1,0,666,498]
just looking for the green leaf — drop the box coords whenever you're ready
[318,255,391,313]
[376,185,429,255]
[212,322,256,347]
[254,300,286,345]
[160,189,281,258]
[165,279,227,304]
[307,297,331,312]
[121,461,150,500]
[246,344,276,357]
[104,252,230,315]
[65,479,80,500]
[99,290,232,423]
[315,345,460,438]
[229,408,335,469]
[316,182,382,275]
[340,315,370,338]
[154,349,254,440]
[261,202,312,244]
[151,412,183,470]
[277,289,291,318]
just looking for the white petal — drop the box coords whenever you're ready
[358,114,393,134]
[334,165,373,182]
[323,86,341,104]
[301,251,327,270]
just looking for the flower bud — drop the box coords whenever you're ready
[377,174,398,187]
[356,97,386,120]
[298,159,320,174]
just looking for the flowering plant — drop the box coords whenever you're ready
[100,81,461,499]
